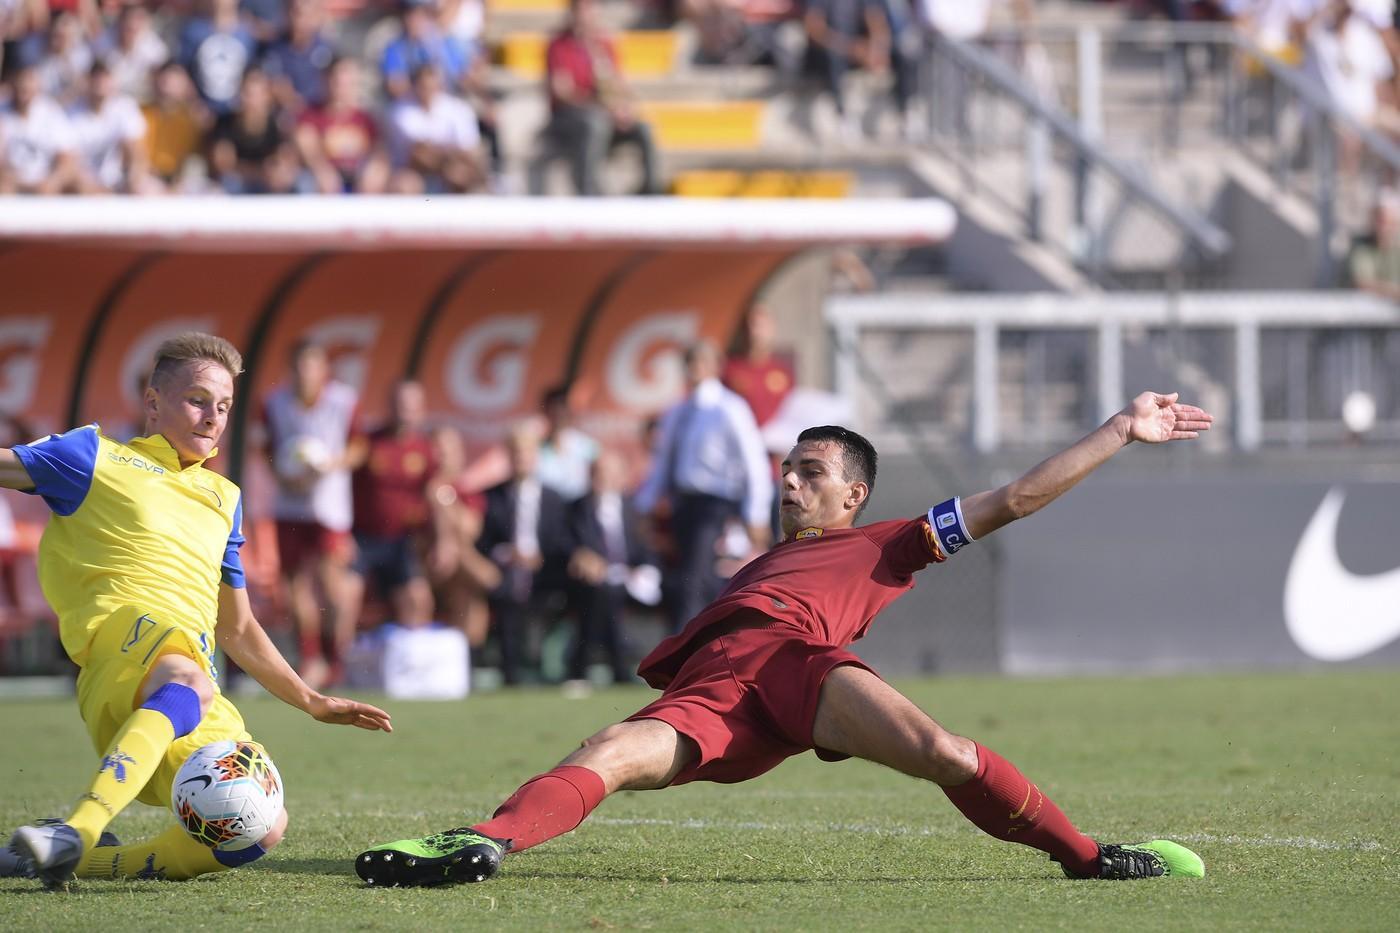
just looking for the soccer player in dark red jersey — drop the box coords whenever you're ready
[357,390,1214,886]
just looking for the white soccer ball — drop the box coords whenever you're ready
[171,740,284,851]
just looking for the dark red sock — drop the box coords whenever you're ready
[473,765,608,854]
[941,743,1100,877]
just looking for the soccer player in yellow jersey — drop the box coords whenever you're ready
[0,332,392,888]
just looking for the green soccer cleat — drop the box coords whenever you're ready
[1065,839,1205,880]
[355,828,507,888]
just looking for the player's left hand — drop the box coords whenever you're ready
[1124,391,1214,444]
[306,694,393,732]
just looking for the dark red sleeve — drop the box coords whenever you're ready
[862,517,945,579]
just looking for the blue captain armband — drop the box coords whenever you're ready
[928,497,975,557]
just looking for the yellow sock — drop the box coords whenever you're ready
[67,708,176,852]
[77,825,227,881]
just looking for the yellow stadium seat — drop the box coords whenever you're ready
[497,30,679,79]
[670,170,853,198]
[638,101,765,150]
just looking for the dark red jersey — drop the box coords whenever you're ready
[638,517,944,688]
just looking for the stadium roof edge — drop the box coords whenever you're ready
[0,196,957,250]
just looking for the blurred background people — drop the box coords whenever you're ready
[0,63,81,194]
[295,55,390,193]
[536,384,600,503]
[477,422,571,684]
[70,60,152,193]
[426,424,499,649]
[263,339,365,689]
[635,339,773,633]
[387,61,487,192]
[209,65,298,193]
[350,380,437,630]
[541,0,658,195]
[565,449,658,687]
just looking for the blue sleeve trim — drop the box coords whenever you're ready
[928,497,975,557]
[221,494,247,589]
[142,682,204,737]
[214,841,269,867]
[12,425,100,517]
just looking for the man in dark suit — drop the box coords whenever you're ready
[478,423,571,685]
[566,450,659,686]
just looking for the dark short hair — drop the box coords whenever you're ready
[795,425,878,514]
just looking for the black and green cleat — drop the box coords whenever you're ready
[355,828,508,888]
[1064,840,1205,880]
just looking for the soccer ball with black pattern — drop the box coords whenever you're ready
[171,740,284,852]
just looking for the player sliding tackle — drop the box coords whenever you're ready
[0,332,391,889]
[359,388,1213,886]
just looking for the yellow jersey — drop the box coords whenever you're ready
[14,425,246,670]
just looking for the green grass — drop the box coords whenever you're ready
[3,670,1399,931]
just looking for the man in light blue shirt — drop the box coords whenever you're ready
[636,340,773,632]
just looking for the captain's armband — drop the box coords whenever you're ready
[927,497,975,557]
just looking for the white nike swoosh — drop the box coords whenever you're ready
[1284,487,1400,661]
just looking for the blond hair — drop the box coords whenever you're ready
[149,332,245,390]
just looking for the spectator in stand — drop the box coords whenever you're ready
[683,0,800,71]
[295,55,390,192]
[70,60,152,192]
[142,60,209,190]
[263,338,366,690]
[263,0,336,113]
[634,339,773,634]
[536,385,599,503]
[0,63,81,193]
[386,61,486,192]
[1348,187,1400,299]
[1224,0,1311,64]
[804,0,915,141]
[542,0,659,196]
[478,422,572,685]
[426,424,499,650]
[565,449,659,688]
[1303,1,1397,155]
[722,304,795,429]
[381,0,468,100]
[241,0,287,48]
[350,380,438,630]
[180,0,258,117]
[100,4,166,102]
[1,2,47,83]
[440,0,486,63]
[36,9,92,104]
[209,65,299,193]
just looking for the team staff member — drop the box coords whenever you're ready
[635,340,773,634]
[2,333,389,888]
[359,391,1212,886]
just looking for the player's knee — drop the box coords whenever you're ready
[141,669,213,738]
[921,729,977,784]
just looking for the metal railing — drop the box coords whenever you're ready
[828,291,1400,452]
[945,20,1400,287]
[921,30,1233,289]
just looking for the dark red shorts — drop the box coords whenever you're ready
[627,614,875,786]
[276,520,353,576]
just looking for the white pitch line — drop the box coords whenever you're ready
[592,817,1390,853]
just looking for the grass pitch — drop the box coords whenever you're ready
[3,669,1398,931]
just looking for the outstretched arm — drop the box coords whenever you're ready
[215,584,392,732]
[959,391,1212,541]
[0,448,36,491]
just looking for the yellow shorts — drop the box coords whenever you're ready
[75,606,253,810]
